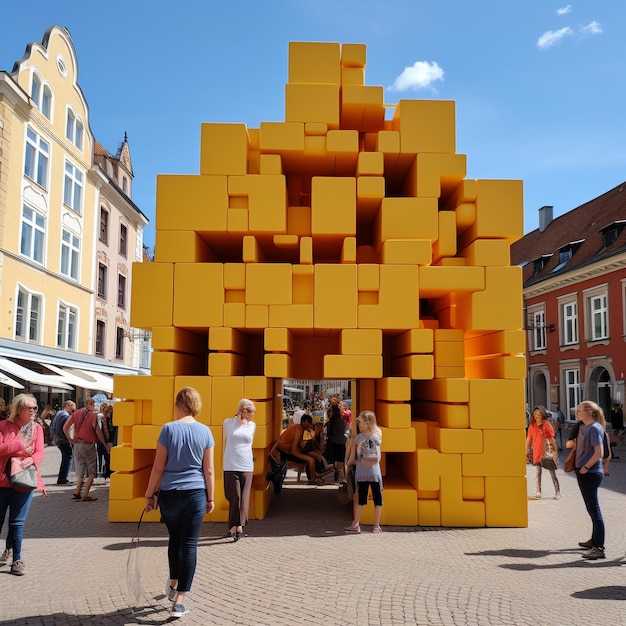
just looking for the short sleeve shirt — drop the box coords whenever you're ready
[158,421,215,491]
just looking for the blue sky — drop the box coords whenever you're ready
[2,1,624,253]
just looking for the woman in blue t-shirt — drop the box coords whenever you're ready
[144,387,215,619]
[568,400,607,560]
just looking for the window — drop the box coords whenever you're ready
[24,127,50,189]
[115,326,125,359]
[561,301,578,345]
[31,73,52,119]
[95,320,106,356]
[602,222,625,248]
[99,207,109,244]
[20,205,45,264]
[532,256,551,276]
[140,332,152,369]
[97,263,108,299]
[589,294,608,341]
[63,160,83,214]
[119,223,128,257]
[15,287,42,343]
[122,176,128,194]
[565,368,582,419]
[65,109,84,150]
[60,229,80,280]
[57,303,77,350]
[117,274,126,308]
[532,310,546,350]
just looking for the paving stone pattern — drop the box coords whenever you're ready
[0,443,624,625]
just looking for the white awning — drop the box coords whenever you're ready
[62,367,114,394]
[0,371,24,389]
[0,357,73,390]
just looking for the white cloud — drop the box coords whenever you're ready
[580,21,602,36]
[556,5,572,15]
[537,27,574,49]
[388,61,444,92]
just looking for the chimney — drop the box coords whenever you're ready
[538,205,553,232]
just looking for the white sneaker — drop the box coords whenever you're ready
[0,548,11,566]
[171,603,188,618]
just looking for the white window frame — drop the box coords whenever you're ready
[63,159,84,214]
[30,71,52,119]
[15,285,43,343]
[20,204,46,265]
[24,126,50,189]
[115,326,125,359]
[57,301,78,350]
[532,309,546,350]
[60,228,80,281]
[97,262,108,299]
[558,294,579,346]
[65,107,84,150]
[117,274,127,308]
[583,284,609,342]
[95,319,106,356]
[564,367,582,419]
[140,332,152,369]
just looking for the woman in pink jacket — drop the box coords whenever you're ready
[0,393,47,576]
[525,405,560,500]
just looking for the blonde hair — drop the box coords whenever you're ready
[577,400,607,430]
[176,387,202,417]
[8,393,37,422]
[236,398,256,415]
[356,410,381,436]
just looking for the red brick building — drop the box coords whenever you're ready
[510,182,626,420]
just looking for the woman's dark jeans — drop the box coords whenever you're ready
[575,470,604,548]
[0,487,34,560]
[158,488,206,592]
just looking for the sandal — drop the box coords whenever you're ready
[82,496,98,502]
[344,522,360,533]
[72,494,82,500]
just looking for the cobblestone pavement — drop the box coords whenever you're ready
[0,442,625,626]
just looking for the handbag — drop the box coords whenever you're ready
[540,438,557,470]
[8,457,38,491]
[564,448,576,473]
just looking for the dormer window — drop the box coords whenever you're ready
[552,240,583,273]
[532,255,551,276]
[601,221,625,248]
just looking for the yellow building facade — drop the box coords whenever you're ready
[0,26,148,408]
[112,42,527,527]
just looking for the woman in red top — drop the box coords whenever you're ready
[525,406,560,499]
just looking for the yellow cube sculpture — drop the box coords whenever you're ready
[111,42,527,528]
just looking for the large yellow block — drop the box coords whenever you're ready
[418,266,484,298]
[174,264,224,328]
[341,85,385,132]
[156,175,228,232]
[323,354,382,379]
[413,378,469,403]
[460,239,511,267]
[110,445,154,472]
[269,304,314,329]
[228,175,287,233]
[376,377,411,401]
[287,206,311,236]
[288,42,341,84]
[152,327,206,355]
[374,197,438,244]
[286,83,340,129]
[357,264,379,291]
[432,427,483,454]
[154,231,217,263]
[391,329,434,356]
[465,355,527,380]
[393,100,456,154]
[404,153,466,199]
[455,266,523,331]
[432,210,457,261]
[208,353,245,376]
[462,430,526,477]
[265,327,294,354]
[362,478,417,526]
[380,240,432,265]
[465,330,525,358]
[211,377,245,424]
[132,425,162,449]
[434,341,464,368]
[244,376,273,401]
[468,379,525,430]
[375,401,411,429]
[151,352,206,377]
[358,265,419,330]
[311,177,356,236]
[200,123,248,175]
[417,499,441,526]
[485,477,528,527]
[265,353,293,379]
[314,264,357,329]
[380,426,416,453]
[458,179,524,247]
[112,401,141,427]
[113,376,175,424]
[259,122,304,152]
[340,329,382,355]
[110,466,151,500]
[392,355,434,379]
[130,263,174,328]
[246,264,292,306]
[357,152,384,176]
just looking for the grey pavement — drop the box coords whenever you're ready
[1,442,625,626]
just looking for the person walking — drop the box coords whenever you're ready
[63,398,110,501]
[0,393,47,576]
[566,400,607,560]
[144,387,215,619]
[610,402,624,443]
[344,410,383,534]
[50,400,75,485]
[525,405,560,500]
[223,398,256,541]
